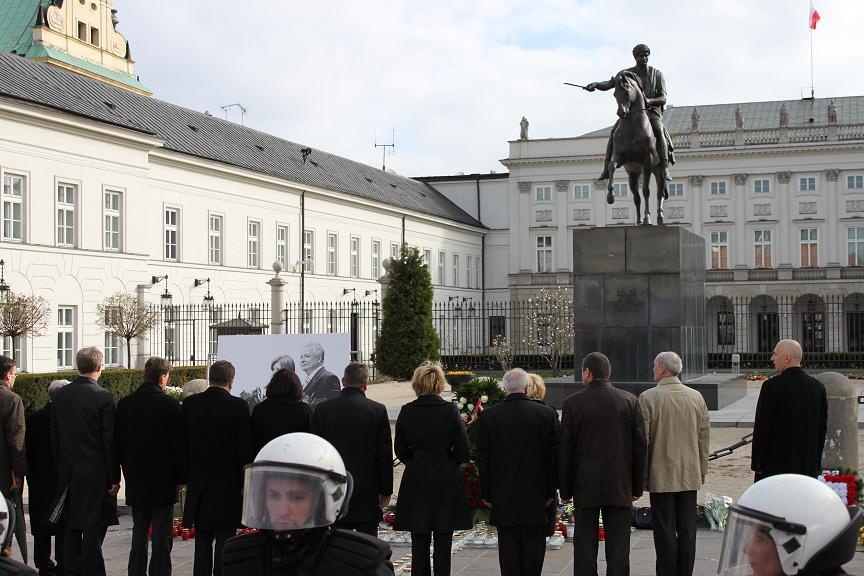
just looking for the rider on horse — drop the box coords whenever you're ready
[585,43,674,182]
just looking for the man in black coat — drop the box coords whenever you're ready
[752,339,828,480]
[559,352,646,576]
[25,379,68,575]
[181,360,251,576]
[476,368,559,576]
[311,362,392,536]
[299,342,341,406]
[50,347,119,576]
[115,357,182,576]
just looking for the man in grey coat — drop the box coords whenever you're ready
[638,351,709,576]
[51,347,119,576]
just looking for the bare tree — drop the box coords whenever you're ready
[520,286,574,376]
[0,292,50,363]
[96,292,160,368]
[490,334,513,372]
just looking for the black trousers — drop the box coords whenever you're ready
[130,505,174,576]
[63,526,107,576]
[335,520,378,537]
[410,531,452,576]
[193,528,233,576]
[33,530,64,572]
[573,505,631,576]
[649,491,697,576]
[497,525,546,576]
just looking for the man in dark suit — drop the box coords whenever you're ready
[559,352,646,576]
[181,360,251,576]
[311,362,392,536]
[115,356,182,576]
[0,355,27,563]
[26,379,68,575]
[299,342,341,406]
[476,368,559,576]
[51,347,119,576]
[752,339,827,481]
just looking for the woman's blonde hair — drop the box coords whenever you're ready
[526,373,546,400]
[411,361,446,396]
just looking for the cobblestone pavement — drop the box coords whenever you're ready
[6,516,863,575]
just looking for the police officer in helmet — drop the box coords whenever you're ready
[222,433,394,575]
[0,496,36,575]
[718,474,863,575]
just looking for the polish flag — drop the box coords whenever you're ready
[809,0,821,29]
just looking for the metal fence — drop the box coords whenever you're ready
[145,293,864,372]
[706,294,864,369]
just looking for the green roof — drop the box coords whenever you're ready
[0,0,149,93]
[27,44,149,92]
[0,0,48,55]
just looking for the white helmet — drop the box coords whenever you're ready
[718,474,863,575]
[241,433,352,532]
[0,496,14,551]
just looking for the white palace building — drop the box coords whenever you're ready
[1,0,863,372]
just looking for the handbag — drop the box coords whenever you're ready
[630,506,652,529]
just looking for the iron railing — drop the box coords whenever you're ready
[144,293,864,372]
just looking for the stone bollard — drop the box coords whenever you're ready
[817,372,858,472]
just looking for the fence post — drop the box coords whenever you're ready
[268,262,287,335]
[135,283,152,369]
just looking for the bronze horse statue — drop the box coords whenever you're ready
[605,70,667,225]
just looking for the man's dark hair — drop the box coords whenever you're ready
[76,346,103,374]
[582,352,611,380]
[632,43,650,56]
[209,360,236,387]
[144,356,171,384]
[0,355,15,381]
[265,369,303,400]
[343,362,369,388]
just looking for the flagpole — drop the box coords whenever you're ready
[810,28,815,98]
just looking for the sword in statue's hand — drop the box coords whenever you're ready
[563,82,590,90]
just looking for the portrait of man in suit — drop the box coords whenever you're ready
[299,342,341,406]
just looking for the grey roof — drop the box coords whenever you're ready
[579,95,864,138]
[0,52,483,228]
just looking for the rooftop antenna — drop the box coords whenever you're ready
[220,103,247,126]
[374,118,395,171]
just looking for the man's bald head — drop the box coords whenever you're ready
[771,339,803,373]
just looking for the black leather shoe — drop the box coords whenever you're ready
[599,168,609,180]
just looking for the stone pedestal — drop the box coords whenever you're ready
[572,226,706,383]
[817,372,859,471]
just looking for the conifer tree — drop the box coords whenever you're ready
[376,246,440,379]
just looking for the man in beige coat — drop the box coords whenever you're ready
[638,351,709,576]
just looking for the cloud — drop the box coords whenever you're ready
[116,0,864,177]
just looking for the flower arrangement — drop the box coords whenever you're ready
[450,376,506,524]
[165,386,184,403]
[820,470,862,506]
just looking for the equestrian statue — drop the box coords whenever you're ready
[583,44,675,225]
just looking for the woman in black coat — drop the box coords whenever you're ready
[250,369,313,454]
[393,361,472,576]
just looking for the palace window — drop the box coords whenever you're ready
[754,229,773,268]
[710,231,728,269]
[536,235,553,273]
[800,228,819,267]
[2,173,25,242]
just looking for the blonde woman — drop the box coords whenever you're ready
[526,373,546,401]
[393,361,472,576]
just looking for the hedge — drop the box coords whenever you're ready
[14,366,206,415]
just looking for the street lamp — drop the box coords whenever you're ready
[194,278,214,303]
[152,275,172,302]
[0,260,10,292]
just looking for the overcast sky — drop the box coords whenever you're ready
[117,0,864,178]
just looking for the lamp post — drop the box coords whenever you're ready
[0,260,10,293]
[194,278,214,303]
[151,275,172,302]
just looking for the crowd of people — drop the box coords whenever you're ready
[0,339,859,576]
